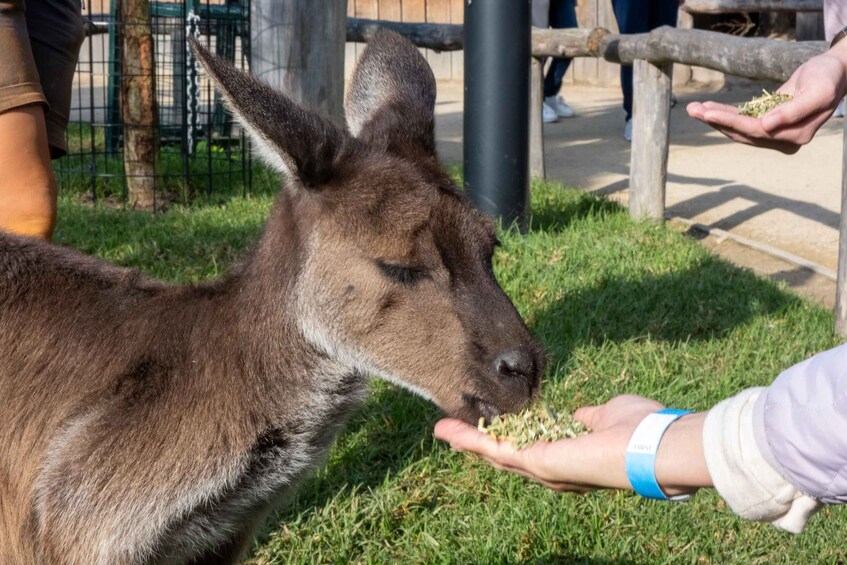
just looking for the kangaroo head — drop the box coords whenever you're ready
[191,31,545,424]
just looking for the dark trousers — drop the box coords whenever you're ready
[543,0,578,98]
[611,0,678,120]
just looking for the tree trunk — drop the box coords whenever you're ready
[119,0,158,210]
[251,0,347,124]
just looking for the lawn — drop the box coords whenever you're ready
[54,173,845,564]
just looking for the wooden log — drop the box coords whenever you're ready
[119,0,158,210]
[530,26,610,58]
[252,0,347,123]
[529,57,545,180]
[681,0,822,13]
[836,119,847,337]
[629,59,672,222]
[348,22,825,83]
[347,17,464,51]
[597,27,825,82]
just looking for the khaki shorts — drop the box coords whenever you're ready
[0,0,84,158]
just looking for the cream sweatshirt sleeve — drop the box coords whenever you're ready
[702,388,822,534]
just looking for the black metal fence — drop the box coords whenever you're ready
[58,0,252,206]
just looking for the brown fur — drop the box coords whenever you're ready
[0,31,545,563]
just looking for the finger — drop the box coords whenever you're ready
[537,479,597,494]
[479,455,540,480]
[708,124,800,154]
[686,101,707,120]
[687,101,739,122]
[573,405,601,428]
[709,124,760,145]
[479,453,594,493]
[761,95,824,133]
[699,109,804,154]
[762,110,831,145]
[433,418,473,444]
[433,419,499,456]
[700,109,766,137]
[700,101,743,114]
[434,418,521,462]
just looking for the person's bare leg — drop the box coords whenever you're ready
[0,103,57,240]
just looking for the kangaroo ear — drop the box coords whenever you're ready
[345,29,437,157]
[190,38,347,187]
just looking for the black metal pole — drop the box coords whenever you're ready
[464,0,531,230]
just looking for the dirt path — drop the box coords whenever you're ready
[433,80,842,307]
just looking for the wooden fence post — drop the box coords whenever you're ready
[251,0,347,123]
[529,57,546,180]
[629,59,672,221]
[119,0,158,210]
[836,119,847,337]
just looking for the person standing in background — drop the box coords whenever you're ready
[532,0,579,124]
[0,0,84,240]
[611,0,680,141]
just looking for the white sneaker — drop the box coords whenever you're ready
[544,95,576,118]
[542,102,558,124]
[624,118,632,142]
[834,99,845,118]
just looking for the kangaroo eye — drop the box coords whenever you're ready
[376,261,429,287]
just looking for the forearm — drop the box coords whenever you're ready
[828,33,847,69]
[654,412,712,496]
[819,40,847,97]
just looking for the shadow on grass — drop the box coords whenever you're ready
[532,254,800,381]
[528,193,621,233]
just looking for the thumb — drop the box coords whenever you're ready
[573,405,602,429]
[761,95,819,132]
[433,418,469,442]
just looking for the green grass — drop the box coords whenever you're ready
[54,176,845,564]
[56,123,254,203]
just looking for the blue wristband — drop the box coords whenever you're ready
[625,408,692,501]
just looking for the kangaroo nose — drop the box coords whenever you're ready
[494,346,540,388]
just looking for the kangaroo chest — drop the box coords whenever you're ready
[157,372,368,561]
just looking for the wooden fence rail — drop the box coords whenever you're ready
[681,0,822,13]
[348,18,842,335]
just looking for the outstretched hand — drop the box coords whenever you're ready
[436,395,673,493]
[434,395,711,495]
[686,48,847,154]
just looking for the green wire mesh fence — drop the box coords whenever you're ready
[59,0,252,208]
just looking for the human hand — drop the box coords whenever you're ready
[434,395,710,495]
[686,48,847,154]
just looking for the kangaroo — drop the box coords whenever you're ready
[0,31,545,564]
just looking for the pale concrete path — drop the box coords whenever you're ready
[433,80,843,307]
